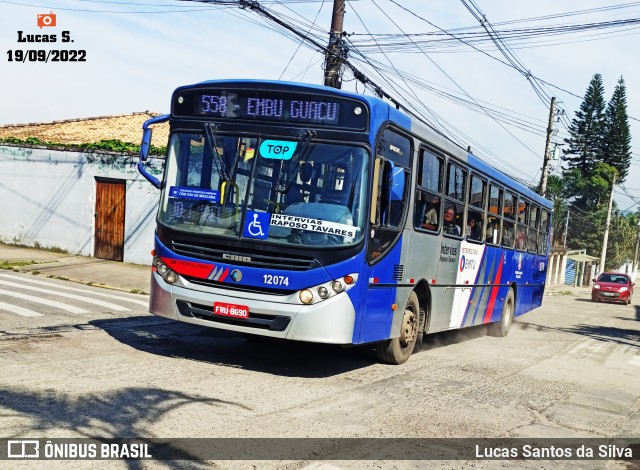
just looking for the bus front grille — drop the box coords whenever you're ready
[171,239,320,271]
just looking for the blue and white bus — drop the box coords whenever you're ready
[138,80,552,364]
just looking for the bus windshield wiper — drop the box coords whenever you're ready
[276,129,316,195]
[205,123,229,182]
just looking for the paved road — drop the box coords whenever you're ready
[0,277,638,469]
[0,271,149,336]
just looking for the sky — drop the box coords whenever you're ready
[1,0,639,211]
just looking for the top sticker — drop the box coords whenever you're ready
[259,140,297,160]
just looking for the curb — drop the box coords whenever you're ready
[5,267,149,296]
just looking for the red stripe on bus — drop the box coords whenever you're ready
[162,257,215,279]
[484,253,505,323]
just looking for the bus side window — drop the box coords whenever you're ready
[446,162,467,202]
[414,149,443,232]
[516,198,529,251]
[442,162,467,239]
[528,206,539,252]
[466,174,486,242]
[502,192,516,248]
[487,184,502,245]
[538,210,550,254]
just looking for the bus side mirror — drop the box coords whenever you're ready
[137,114,169,189]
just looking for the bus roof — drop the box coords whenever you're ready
[179,79,552,209]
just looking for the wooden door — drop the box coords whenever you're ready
[94,179,126,261]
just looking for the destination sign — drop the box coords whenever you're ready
[172,87,368,129]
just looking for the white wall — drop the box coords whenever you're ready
[0,145,163,265]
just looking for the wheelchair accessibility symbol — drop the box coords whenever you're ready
[243,211,270,240]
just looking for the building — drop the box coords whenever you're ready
[0,113,168,265]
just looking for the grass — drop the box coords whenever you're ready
[0,260,37,270]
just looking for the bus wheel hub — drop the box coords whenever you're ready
[400,308,417,347]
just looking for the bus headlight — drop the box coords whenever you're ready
[152,256,178,285]
[296,274,358,305]
[299,289,314,304]
[165,270,178,284]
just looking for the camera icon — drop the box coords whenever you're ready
[37,11,56,29]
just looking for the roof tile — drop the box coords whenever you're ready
[0,112,170,147]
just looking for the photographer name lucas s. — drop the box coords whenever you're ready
[17,31,73,43]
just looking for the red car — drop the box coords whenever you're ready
[591,272,635,304]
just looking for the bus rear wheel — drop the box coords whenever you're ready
[376,292,420,365]
[489,287,514,337]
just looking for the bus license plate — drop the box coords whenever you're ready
[213,302,249,319]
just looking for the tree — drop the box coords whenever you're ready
[563,74,606,178]
[605,212,637,270]
[602,76,632,183]
[562,162,617,209]
[563,162,617,255]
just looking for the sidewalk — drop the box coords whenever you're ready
[545,283,591,296]
[0,243,150,294]
[0,242,593,298]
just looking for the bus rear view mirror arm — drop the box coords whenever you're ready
[137,114,169,189]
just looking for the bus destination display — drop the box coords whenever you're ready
[172,88,368,129]
[199,94,339,124]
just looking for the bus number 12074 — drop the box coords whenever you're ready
[263,274,289,286]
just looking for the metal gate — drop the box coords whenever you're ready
[564,259,576,286]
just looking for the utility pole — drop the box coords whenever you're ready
[599,175,617,274]
[563,210,570,247]
[539,96,556,197]
[324,0,346,89]
[632,221,640,281]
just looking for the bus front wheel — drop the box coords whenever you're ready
[376,292,420,365]
[489,287,514,337]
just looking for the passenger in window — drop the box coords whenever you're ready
[515,226,527,250]
[486,220,499,244]
[421,196,440,231]
[443,206,461,236]
[466,217,481,240]
[502,224,514,246]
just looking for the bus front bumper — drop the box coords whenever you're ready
[149,272,356,344]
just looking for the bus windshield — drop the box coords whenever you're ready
[158,132,369,247]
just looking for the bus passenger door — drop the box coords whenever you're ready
[358,157,408,343]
